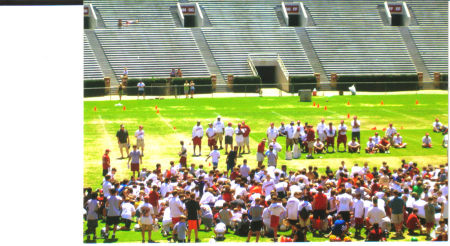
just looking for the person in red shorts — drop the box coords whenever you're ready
[169,190,185,229]
[312,186,328,234]
[102,149,111,177]
[337,120,348,152]
[185,193,201,243]
[406,208,424,235]
[268,197,286,242]
[192,121,203,156]
[178,140,187,168]
[306,125,315,159]
[325,122,336,153]
[127,145,142,177]
[206,123,216,152]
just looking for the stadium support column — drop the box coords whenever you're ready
[314,73,320,90]
[417,72,423,89]
[434,72,441,89]
[330,73,338,89]
[104,77,110,96]
[227,74,234,90]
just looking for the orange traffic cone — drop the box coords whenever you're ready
[123,106,126,111]
[173,127,176,130]
[324,106,327,110]
[371,127,377,130]
[317,104,320,108]
[347,101,350,105]
[94,106,97,112]
[381,100,384,105]
[347,113,350,119]
[156,109,159,114]
[313,102,316,106]
[416,100,419,105]
[155,105,158,109]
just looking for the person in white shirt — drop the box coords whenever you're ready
[268,197,286,241]
[224,122,234,154]
[285,121,295,152]
[353,193,365,238]
[240,159,250,178]
[206,123,216,151]
[367,197,386,225]
[336,188,353,222]
[105,188,122,239]
[443,134,448,148]
[337,120,348,152]
[262,176,275,196]
[85,192,100,241]
[317,119,327,142]
[313,138,324,153]
[120,198,136,230]
[286,192,301,231]
[351,116,361,143]
[267,123,279,143]
[385,123,397,144]
[138,197,157,243]
[213,116,225,149]
[365,137,378,153]
[205,145,220,169]
[168,191,185,228]
[135,125,145,156]
[102,175,113,198]
[200,188,216,206]
[433,118,444,133]
[393,133,407,148]
[372,132,381,145]
[422,133,432,148]
[235,124,244,155]
[137,81,145,99]
[348,138,360,153]
[278,122,286,137]
[325,122,336,152]
[192,121,203,156]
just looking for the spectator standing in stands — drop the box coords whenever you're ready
[177,68,183,78]
[122,67,128,78]
[137,80,145,100]
[224,122,234,154]
[116,124,130,159]
[190,81,195,99]
[422,133,432,148]
[351,116,361,143]
[102,149,111,177]
[128,145,142,177]
[184,81,190,98]
[241,121,251,154]
[192,121,203,156]
[135,125,145,156]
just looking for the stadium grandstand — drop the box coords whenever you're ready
[83,0,448,92]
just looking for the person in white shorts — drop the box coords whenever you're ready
[235,124,244,156]
[213,116,225,149]
[135,125,145,156]
[393,133,407,148]
[316,119,326,142]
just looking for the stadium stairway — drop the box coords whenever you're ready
[84,30,118,85]
[84,34,104,80]
[191,28,228,92]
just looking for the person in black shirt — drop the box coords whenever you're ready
[185,194,201,243]
[116,124,130,159]
[226,146,238,177]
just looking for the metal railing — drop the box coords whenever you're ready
[84,81,446,99]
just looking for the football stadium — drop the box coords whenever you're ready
[83,0,449,243]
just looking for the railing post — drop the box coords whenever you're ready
[330,73,337,89]
[314,73,321,90]
[417,72,423,89]
[434,72,441,89]
[104,77,111,97]
[227,74,234,90]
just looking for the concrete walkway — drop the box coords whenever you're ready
[84,88,448,101]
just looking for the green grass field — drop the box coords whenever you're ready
[84,93,448,188]
[84,93,447,243]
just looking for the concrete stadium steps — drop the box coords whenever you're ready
[406,0,448,27]
[86,0,177,29]
[302,0,384,27]
[409,27,448,77]
[95,29,210,80]
[195,0,281,27]
[201,27,313,80]
[306,27,417,77]
[84,34,104,80]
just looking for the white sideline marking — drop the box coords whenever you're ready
[98,114,113,147]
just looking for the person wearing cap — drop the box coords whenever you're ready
[365,137,378,154]
[235,123,244,156]
[192,121,203,156]
[385,123,397,145]
[316,119,327,142]
[116,124,130,159]
[135,125,145,156]
[372,132,381,146]
[206,123,216,152]
[337,120,348,152]
[224,122,234,154]
[325,122,336,153]
[313,138,324,154]
[128,145,142,177]
[422,133,432,148]
[241,121,251,154]
[285,121,295,153]
[267,123,279,143]
[173,215,188,242]
[433,118,443,133]
[102,149,111,177]
[393,133,407,148]
[213,116,225,149]
[306,125,315,159]
[351,116,361,143]
[257,139,266,167]
[278,122,286,137]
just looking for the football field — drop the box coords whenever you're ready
[84,93,448,189]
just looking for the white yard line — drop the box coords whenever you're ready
[98,114,113,147]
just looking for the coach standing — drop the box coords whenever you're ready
[135,125,145,156]
[116,124,130,159]
[206,123,216,152]
[351,116,361,143]
[214,116,225,149]
[128,145,142,177]
[316,119,326,142]
[242,121,251,154]
[102,149,111,176]
[224,123,234,154]
[192,121,203,156]
[267,123,279,143]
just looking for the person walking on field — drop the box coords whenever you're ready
[128,145,142,177]
[206,123,216,152]
[179,140,187,168]
[192,121,203,156]
[135,125,145,156]
[190,81,195,98]
[102,149,111,177]
[184,81,190,98]
[116,124,130,159]
[256,139,266,167]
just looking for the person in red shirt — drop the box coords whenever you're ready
[377,136,391,153]
[312,186,328,234]
[148,185,160,215]
[406,208,424,235]
[222,186,233,203]
[102,149,111,177]
[241,121,251,154]
[256,139,266,167]
[306,125,315,159]
[229,167,239,180]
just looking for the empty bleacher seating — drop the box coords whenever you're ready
[84,34,104,80]
[95,29,210,80]
[406,0,448,27]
